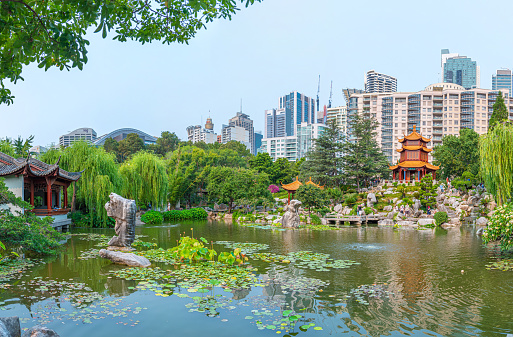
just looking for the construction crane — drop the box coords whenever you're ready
[328,81,333,108]
[316,75,320,112]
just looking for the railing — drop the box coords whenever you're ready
[29,208,71,217]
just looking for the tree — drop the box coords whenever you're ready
[249,152,273,174]
[268,158,294,185]
[417,173,437,208]
[157,131,180,155]
[120,151,168,209]
[12,135,34,157]
[295,185,328,213]
[432,128,480,180]
[220,141,251,157]
[300,120,345,187]
[0,0,261,105]
[117,133,144,161]
[103,138,119,156]
[479,123,513,206]
[343,113,389,189]
[489,91,509,130]
[0,139,14,156]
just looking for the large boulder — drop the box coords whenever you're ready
[281,200,301,228]
[342,207,352,215]
[459,205,469,211]
[387,211,396,219]
[397,220,417,227]
[99,249,151,267]
[487,201,497,211]
[367,193,377,208]
[378,219,394,226]
[383,205,393,212]
[105,193,136,248]
[449,218,461,225]
[334,204,343,213]
[0,317,20,337]
[417,218,435,227]
[476,217,488,227]
[21,326,59,337]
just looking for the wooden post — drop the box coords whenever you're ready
[46,180,52,211]
[64,184,68,209]
[30,179,34,207]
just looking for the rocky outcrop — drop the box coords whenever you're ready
[334,204,343,213]
[397,220,416,227]
[0,317,20,337]
[281,200,301,228]
[367,193,377,208]
[383,205,393,212]
[378,219,394,226]
[105,193,136,248]
[417,218,435,227]
[449,218,461,225]
[21,326,59,337]
[99,249,151,267]
[476,217,488,226]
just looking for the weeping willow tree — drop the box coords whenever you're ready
[479,123,513,205]
[120,151,168,209]
[39,142,122,227]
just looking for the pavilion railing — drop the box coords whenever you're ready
[29,208,71,217]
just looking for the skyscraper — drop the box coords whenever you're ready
[279,91,316,135]
[228,112,255,154]
[442,50,480,89]
[441,49,459,81]
[364,70,397,93]
[492,69,513,93]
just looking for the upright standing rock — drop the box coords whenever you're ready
[105,193,136,248]
[367,193,377,208]
[0,317,20,337]
[281,200,302,228]
[21,326,59,337]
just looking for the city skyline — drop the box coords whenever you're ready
[2,0,513,146]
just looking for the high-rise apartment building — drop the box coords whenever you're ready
[259,136,297,161]
[441,49,459,81]
[347,82,513,164]
[492,69,513,93]
[279,91,316,135]
[221,124,251,151]
[442,49,480,89]
[228,112,255,154]
[265,108,286,138]
[186,125,217,144]
[326,106,348,135]
[364,70,397,93]
[296,122,327,159]
[59,128,97,147]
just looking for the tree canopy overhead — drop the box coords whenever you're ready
[0,0,261,105]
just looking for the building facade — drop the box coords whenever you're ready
[492,69,513,93]
[93,128,156,146]
[228,112,255,154]
[59,128,97,147]
[365,70,397,93]
[443,51,480,89]
[221,125,251,151]
[186,125,217,144]
[296,123,327,159]
[279,91,316,135]
[326,106,348,135]
[347,83,513,165]
[259,135,297,161]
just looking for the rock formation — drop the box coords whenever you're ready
[21,326,60,337]
[0,317,20,337]
[105,193,136,248]
[281,200,301,228]
[99,249,151,268]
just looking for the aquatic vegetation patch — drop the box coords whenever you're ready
[214,241,270,255]
[0,258,40,283]
[287,251,360,271]
[348,283,394,305]
[131,240,158,249]
[252,252,289,263]
[134,248,176,264]
[485,259,513,271]
[111,267,169,280]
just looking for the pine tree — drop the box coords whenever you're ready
[343,113,389,190]
[489,91,509,130]
[300,120,345,187]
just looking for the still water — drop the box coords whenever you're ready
[1,221,512,337]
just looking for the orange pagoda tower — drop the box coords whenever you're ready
[389,125,439,181]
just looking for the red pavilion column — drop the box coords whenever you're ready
[64,184,68,209]
[393,171,396,181]
[30,179,34,207]
[46,182,52,211]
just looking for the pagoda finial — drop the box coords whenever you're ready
[413,125,416,132]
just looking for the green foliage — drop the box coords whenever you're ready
[12,135,34,158]
[300,120,345,187]
[310,214,322,225]
[117,133,145,162]
[0,177,32,211]
[141,210,164,225]
[120,151,168,209]
[482,203,513,251]
[0,211,64,255]
[0,139,15,156]
[0,0,261,105]
[68,210,114,228]
[418,173,437,208]
[395,184,407,199]
[342,113,390,188]
[295,185,328,212]
[171,236,217,263]
[40,141,121,227]
[344,193,358,206]
[480,123,513,205]
[432,128,480,180]
[363,207,373,215]
[434,212,448,226]
[452,171,476,193]
[489,91,509,130]
[162,208,208,221]
[327,188,344,204]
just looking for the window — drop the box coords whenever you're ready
[444,107,447,111]
[402,110,406,114]
[454,120,458,125]
[449,113,452,118]
[477,99,480,103]
[395,110,398,114]
[402,104,406,108]
[428,108,432,112]
[423,121,426,126]
[395,104,398,108]
[395,123,398,127]
[422,108,426,112]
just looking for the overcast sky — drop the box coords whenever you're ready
[1,0,512,146]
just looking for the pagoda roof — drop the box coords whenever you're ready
[281,176,302,191]
[389,161,439,171]
[397,125,431,143]
[305,177,324,189]
[0,152,83,181]
[396,146,433,153]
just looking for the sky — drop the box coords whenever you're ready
[1,0,513,146]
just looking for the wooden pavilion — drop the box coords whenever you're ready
[0,152,83,216]
[389,126,439,181]
[281,176,323,204]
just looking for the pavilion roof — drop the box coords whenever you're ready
[397,125,431,143]
[305,177,324,189]
[389,160,439,171]
[396,146,433,153]
[0,152,83,181]
[281,176,302,191]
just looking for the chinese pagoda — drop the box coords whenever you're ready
[389,126,439,181]
[0,152,83,216]
[281,176,323,204]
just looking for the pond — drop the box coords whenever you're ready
[1,221,513,336]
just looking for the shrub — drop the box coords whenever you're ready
[364,207,373,215]
[482,203,513,251]
[69,211,114,228]
[0,211,64,255]
[268,185,280,194]
[162,208,208,222]
[310,214,322,225]
[434,211,448,226]
[141,210,163,224]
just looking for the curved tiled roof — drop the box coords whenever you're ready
[389,161,439,171]
[0,152,82,181]
[397,125,431,143]
[305,177,324,189]
[396,146,433,153]
[93,128,157,145]
[281,176,302,191]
